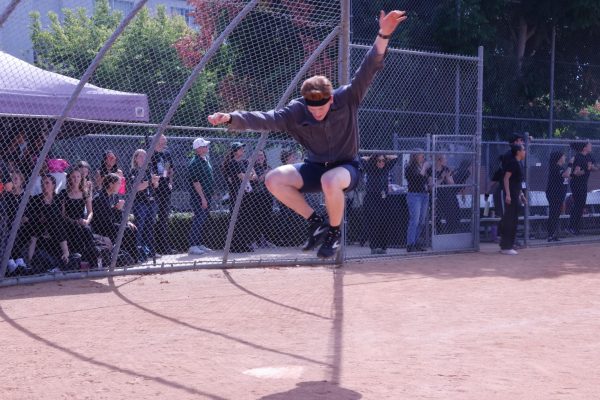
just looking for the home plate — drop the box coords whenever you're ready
[243,366,305,379]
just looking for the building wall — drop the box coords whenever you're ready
[0,0,195,63]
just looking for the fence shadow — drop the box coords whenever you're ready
[105,276,329,367]
[0,304,227,399]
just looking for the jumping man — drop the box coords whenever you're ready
[208,10,408,258]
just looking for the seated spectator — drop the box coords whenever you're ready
[76,160,94,195]
[26,174,72,273]
[59,168,99,269]
[130,149,158,261]
[95,150,123,192]
[1,170,31,275]
[92,172,139,264]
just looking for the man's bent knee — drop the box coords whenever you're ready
[321,169,350,193]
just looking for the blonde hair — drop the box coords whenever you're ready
[300,75,333,101]
[131,149,146,170]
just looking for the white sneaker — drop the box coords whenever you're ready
[15,258,27,268]
[500,249,518,255]
[197,245,213,252]
[7,259,17,273]
[188,246,205,255]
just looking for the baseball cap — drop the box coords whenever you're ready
[508,133,524,144]
[193,137,210,149]
[230,141,245,151]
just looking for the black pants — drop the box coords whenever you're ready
[154,188,172,252]
[230,192,258,252]
[436,190,460,234]
[252,191,273,241]
[499,193,519,250]
[569,186,587,233]
[364,192,392,249]
[65,222,98,268]
[546,193,564,237]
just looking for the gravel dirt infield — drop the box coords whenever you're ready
[1,243,600,399]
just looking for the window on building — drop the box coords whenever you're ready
[170,7,197,29]
[110,0,134,15]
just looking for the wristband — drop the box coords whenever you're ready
[378,31,392,39]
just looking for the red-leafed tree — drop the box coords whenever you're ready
[176,0,339,111]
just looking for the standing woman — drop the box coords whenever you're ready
[499,144,527,255]
[545,151,571,241]
[568,141,598,235]
[362,154,397,254]
[95,150,122,191]
[60,168,98,269]
[405,150,431,252]
[222,142,258,253]
[130,149,158,261]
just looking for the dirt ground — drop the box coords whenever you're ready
[1,243,600,400]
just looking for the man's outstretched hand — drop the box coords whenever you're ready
[379,10,407,36]
[208,112,231,126]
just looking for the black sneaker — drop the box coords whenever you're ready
[302,221,329,251]
[317,227,341,259]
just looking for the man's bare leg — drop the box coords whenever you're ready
[265,165,313,218]
[321,167,351,227]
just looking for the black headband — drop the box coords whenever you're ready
[305,97,331,107]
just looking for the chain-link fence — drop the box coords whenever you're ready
[0,0,483,285]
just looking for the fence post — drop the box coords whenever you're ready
[474,46,484,251]
[337,0,350,265]
[524,132,531,246]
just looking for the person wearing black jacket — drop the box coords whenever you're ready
[26,174,71,272]
[222,142,259,253]
[568,141,598,235]
[92,173,139,263]
[362,154,397,254]
[545,151,571,242]
[499,145,527,255]
[150,134,175,254]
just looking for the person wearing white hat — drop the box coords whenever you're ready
[188,138,214,255]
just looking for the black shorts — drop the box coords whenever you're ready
[293,160,362,193]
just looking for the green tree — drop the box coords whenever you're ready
[30,0,214,126]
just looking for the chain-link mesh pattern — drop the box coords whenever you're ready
[0,1,483,284]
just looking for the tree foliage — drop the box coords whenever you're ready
[30,0,215,126]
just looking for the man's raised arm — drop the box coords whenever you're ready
[208,107,292,133]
